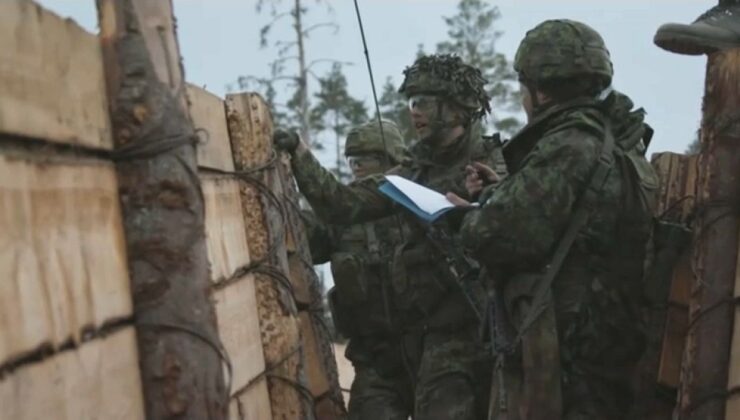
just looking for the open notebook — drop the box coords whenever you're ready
[378,175,477,223]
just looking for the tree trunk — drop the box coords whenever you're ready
[677,47,740,420]
[97,0,227,418]
[294,0,311,145]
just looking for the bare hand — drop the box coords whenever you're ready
[446,192,472,207]
[464,162,499,197]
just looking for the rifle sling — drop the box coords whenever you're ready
[510,119,616,348]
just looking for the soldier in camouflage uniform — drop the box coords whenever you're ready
[450,20,659,419]
[303,119,413,419]
[277,54,505,419]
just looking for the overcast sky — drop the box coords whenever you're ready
[40,0,711,156]
[36,0,713,288]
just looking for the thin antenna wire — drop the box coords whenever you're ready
[352,0,390,169]
[352,0,405,241]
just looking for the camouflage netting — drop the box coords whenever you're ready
[398,54,492,119]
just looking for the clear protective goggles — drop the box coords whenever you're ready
[347,154,382,168]
[407,94,441,112]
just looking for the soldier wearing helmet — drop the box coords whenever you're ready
[303,119,413,419]
[278,54,505,419]
[449,20,658,419]
[343,119,407,178]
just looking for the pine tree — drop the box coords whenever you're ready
[686,129,701,154]
[436,0,522,135]
[377,77,414,144]
[311,64,368,181]
[235,0,344,147]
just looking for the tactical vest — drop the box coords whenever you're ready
[388,132,505,331]
[328,216,406,339]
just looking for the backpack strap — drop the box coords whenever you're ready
[510,119,616,347]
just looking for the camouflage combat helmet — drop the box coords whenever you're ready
[514,19,613,85]
[344,119,407,164]
[398,54,491,119]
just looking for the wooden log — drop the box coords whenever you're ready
[279,156,345,417]
[226,92,309,419]
[677,47,740,419]
[0,0,111,149]
[229,377,272,420]
[97,0,227,417]
[202,175,251,283]
[649,153,698,390]
[0,327,145,420]
[726,238,740,419]
[630,153,698,418]
[658,251,693,388]
[187,84,234,172]
[0,152,132,366]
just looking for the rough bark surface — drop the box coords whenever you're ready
[226,92,312,420]
[677,48,740,420]
[279,157,346,419]
[97,0,227,418]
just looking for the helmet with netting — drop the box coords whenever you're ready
[344,119,407,164]
[398,54,491,120]
[514,19,613,85]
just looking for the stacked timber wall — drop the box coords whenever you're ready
[0,1,343,419]
[0,1,145,418]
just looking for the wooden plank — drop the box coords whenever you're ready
[0,0,111,149]
[213,275,265,396]
[229,377,272,420]
[187,84,234,171]
[0,327,145,420]
[299,311,330,398]
[0,153,132,366]
[725,226,740,420]
[203,175,251,283]
[226,92,309,419]
[280,146,345,416]
[657,250,692,387]
[650,153,675,216]
[677,48,740,420]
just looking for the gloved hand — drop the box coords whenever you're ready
[273,129,300,154]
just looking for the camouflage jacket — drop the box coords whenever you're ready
[460,92,657,382]
[292,129,506,330]
[303,208,405,337]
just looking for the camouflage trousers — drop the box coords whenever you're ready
[348,327,491,420]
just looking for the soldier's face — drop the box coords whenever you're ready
[348,154,384,178]
[408,94,441,140]
[409,95,462,144]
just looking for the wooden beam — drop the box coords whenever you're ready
[0,153,132,366]
[226,92,309,419]
[279,155,346,418]
[187,84,235,171]
[725,232,740,419]
[96,0,227,417]
[0,328,145,420]
[678,48,740,419]
[0,0,111,149]
[213,275,265,398]
[202,175,251,283]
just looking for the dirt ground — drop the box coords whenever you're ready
[334,343,354,403]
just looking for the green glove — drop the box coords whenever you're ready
[273,129,300,154]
